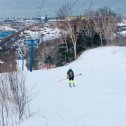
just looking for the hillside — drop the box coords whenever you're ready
[19,46,126,126]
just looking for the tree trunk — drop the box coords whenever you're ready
[73,43,77,60]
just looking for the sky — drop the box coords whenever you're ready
[0,0,125,18]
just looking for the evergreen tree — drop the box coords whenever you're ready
[76,31,94,55]
[56,39,74,66]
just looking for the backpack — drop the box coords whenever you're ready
[68,70,74,78]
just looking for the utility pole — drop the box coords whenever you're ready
[29,40,34,72]
[24,39,39,72]
[22,55,25,71]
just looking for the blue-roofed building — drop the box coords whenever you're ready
[0,31,15,40]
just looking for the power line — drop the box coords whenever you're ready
[70,0,80,10]
[37,0,46,17]
[39,0,46,10]
[70,0,93,15]
[88,0,92,10]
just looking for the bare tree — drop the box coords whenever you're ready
[0,71,31,126]
[85,7,117,45]
[56,4,71,20]
[0,50,17,73]
[56,4,81,60]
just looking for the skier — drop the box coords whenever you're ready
[67,68,75,87]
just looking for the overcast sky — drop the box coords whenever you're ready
[0,0,125,18]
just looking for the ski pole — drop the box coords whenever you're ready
[57,73,82,82]
[75,73,82,77]
[57,77,67,82]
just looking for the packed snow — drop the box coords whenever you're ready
[19,46,126,126]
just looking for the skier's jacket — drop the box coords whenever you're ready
[67,69,74,79]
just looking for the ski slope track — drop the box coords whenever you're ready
[20,46,126,126]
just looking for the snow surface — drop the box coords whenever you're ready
[19,46,126,126]
[117,22,126,27]
[116,20,126,37]
[0,60,4,64]
[16,60,27,71]
[0,26,17,31]
[24,27,61,41]
[119,31,126,36]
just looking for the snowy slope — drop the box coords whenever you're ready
[19,46,126,126]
